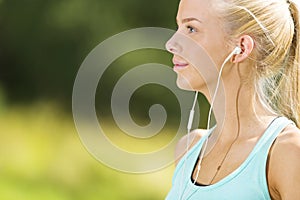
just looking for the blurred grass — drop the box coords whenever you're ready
[0,101,174,200]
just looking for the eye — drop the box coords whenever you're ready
[186,25,197,33]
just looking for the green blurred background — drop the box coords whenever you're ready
[0,0,210,199]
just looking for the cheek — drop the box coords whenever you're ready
[204,39,229,69]
[192,28,228,69]
[179,39,220,80]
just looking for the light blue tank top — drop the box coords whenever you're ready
[166,117,294,200]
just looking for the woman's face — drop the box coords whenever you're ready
[166,0,231,92]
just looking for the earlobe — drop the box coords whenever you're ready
[232,35,254,63]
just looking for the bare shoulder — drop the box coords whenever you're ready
[174,129,207,166]
[269,124,300,199]
[273,124,300,161]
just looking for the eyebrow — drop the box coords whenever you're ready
[176,17,202,24]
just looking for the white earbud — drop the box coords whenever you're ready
[233,46,242,55]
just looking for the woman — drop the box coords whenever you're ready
[165,0,300,199]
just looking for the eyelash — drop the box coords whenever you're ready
[186,25,197,33]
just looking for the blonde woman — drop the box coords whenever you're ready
[165,0,300,199]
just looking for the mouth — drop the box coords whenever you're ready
[172,58,189,70]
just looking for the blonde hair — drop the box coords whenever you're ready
[214,0,300,127]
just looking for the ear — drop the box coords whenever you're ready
[232,35,254,63]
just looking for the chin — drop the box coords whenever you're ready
[176,75,206,92]
[176,77,195,91]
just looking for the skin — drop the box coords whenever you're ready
[165,0,300,199]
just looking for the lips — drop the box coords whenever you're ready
[172,58,189,69]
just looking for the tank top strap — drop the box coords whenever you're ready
[250,116,295,156]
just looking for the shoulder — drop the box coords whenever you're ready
[268,124,300,199]
[174,129,207,166]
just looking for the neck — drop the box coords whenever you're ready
[201,64,277,142]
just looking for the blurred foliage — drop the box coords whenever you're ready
[0,0,211,199]
[0,102,174,200]
[0,0,211,123]
[0,0,179,108]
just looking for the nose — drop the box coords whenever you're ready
[165,33,182,54]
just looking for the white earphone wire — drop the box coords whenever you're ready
[179,47,241,199]
[193,47,240,185]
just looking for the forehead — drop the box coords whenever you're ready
[177,0,213,22]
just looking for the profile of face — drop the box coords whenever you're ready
[166,0,232,92]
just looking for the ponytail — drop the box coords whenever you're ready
[253,0,300,127]
[215,0,300,126]
[280,1,300,127]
